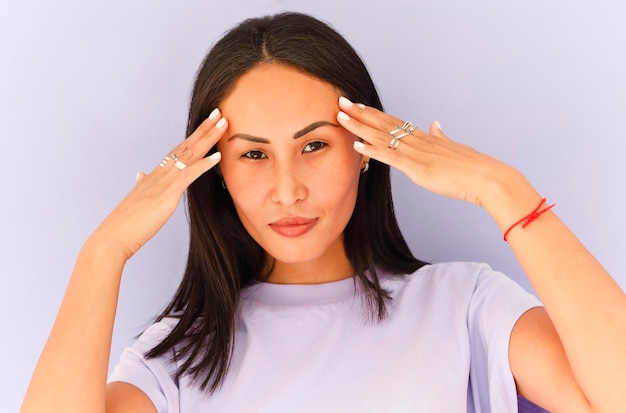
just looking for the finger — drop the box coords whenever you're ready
[185,108,223,145]
[175,151,222,188]
[337,111,396,149]
[352,139,405,172]
[135,172,146,183]
[338,96,427,137]
[429,120,448,139]
[338,110,421,153]
[164,109,224,168]
[166,115,226,187]
[157,117,228,175]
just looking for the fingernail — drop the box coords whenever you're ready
[338,111,351,121]
[135,172,144,183]
[208,108,220,120]
[216,118,227,128]
[434,120,442,131]
[353,141,365,150]
[339,96,353,107]
[357,103,365,109]
[209,151,221,161]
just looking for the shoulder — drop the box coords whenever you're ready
[108,316,182,384]
[380,261,539,311]
[108,317,183,412]
[382,261,502,292]
[130,316,181,354]
[413,261,494,278]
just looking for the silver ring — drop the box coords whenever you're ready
[159,153,187,170]
[169,153,188,171]
[386,121,416,150]
[159,155,171,168]
[401,121,417,134]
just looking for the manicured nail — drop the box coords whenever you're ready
[339,96,353,107]
[208,108,220,120]
[434,120,442,131]
[209,151,221,161]
[338,111,351,121]
[353,141,365,150]
[135,172,144,183]
[216,118,227,128]
[357,103,365,109]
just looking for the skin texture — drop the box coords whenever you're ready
[21,112,226,413]
[338,98,626,413]
[22,63,626,413]
[217,64,367,284]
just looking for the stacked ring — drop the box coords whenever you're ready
[387,121,416,150]
[170,153,188,171]
[159,155,171,168]
[159,153,188,170]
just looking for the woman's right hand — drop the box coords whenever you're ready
[93,109,226,260]
[23,110,227,413]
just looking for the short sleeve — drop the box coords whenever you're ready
[108,319,181,413]
[467,264,542,413]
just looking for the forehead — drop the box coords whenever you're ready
[219,64,340,136]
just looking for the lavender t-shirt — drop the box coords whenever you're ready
[109,262,541,412]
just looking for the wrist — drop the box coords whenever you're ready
[80,232,134,266]
[478,167,544,233]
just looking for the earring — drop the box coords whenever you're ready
[221,179,227,189]
[361,161,369,173]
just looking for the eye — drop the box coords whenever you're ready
[242,150,267,160]
[302,141,327,153]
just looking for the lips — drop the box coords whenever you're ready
[269,217,318,237]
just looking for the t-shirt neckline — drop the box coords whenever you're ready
[240,276,359,306]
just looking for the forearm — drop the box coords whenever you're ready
[483,169,626,412]
[21,235,128,413]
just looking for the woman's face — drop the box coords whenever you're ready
[217,63,366,282]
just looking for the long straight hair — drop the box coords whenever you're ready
[146,12,427,393]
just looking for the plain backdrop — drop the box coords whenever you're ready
[1,0,625,410]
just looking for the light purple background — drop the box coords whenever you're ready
[1,1,625,410]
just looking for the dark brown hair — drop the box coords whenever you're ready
[147,11,426,393]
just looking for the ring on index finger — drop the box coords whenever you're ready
[387,121,416,150]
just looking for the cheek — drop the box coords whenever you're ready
[313,150,362,208]
[225,173,263,217]
[227,181,265,243]
[218,157,262,219]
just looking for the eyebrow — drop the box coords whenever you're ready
[227,121,339,143]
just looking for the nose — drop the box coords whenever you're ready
[269,161,307,206]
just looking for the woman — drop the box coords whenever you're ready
[22,12,626,413]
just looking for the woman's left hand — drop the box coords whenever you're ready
[336,96,517,207]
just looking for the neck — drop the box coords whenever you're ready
[263,243,353,285]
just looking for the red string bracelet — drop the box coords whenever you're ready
[503,198,556,242]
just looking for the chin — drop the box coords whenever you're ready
[264,243,330,266]
[269,251,324,265]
